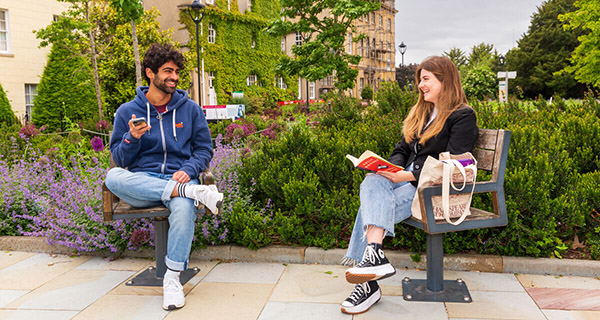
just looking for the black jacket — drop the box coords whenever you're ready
[387,106,478,186]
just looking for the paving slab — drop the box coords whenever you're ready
[257,301,348,320]
[0,251,36,270]
[444,270,524,292]
[0,253,91,290]
[504,256,600,277]
[0,290,29,308]
[164,282,273,320]
[269,264,354,304]
[542,309,600,320]
[202,262,285,284]
[4,269,134,310]
[517,273,600,290]
[527,287,600,311]
[72,294,168,320]
[445,291,546,320]
[354,295,447,320]
[0,309,79,320]
[75,256,152,271]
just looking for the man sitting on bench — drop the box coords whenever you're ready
[105,43,223,311]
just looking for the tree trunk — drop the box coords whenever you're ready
[131,19,142,87]
[87,1,104,120]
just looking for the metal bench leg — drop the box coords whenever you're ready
[402,233,472,303]
[126,218,199,286]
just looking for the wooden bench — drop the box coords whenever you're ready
[102,153,214,286]
[402,129,511,302]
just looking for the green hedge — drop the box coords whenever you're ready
[229,89,600,258]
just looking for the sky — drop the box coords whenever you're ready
[394,0,546,66]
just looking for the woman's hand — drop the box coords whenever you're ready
[376,170,415,183]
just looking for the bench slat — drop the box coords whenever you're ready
[473,149,495,171]
[474,129,498,150]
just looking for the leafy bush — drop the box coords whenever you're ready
[463,64,497,101]
[33,45,98,131]
[361,85,374,100]
[0,82,16,126]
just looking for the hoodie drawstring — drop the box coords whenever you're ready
[173,109,177,142]
[146,102,151,134]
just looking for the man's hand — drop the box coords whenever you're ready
[172,170,190,184]
[128,114,151,139]
[376,170,415,183]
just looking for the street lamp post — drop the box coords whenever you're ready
[179,0,206,106]
[398,41,407,66]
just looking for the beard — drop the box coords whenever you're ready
[153,76,178,94]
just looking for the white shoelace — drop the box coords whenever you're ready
[356,245,379,267]
[347,282,371,304]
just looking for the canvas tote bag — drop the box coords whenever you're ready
[411,152,478,225]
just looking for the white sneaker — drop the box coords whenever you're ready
[163,273,185,310]
[191,184,223,214]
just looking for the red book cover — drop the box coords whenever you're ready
[346,150,404,173]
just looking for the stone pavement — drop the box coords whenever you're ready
[1,250,600,320]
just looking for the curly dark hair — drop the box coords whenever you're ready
[142,43,186,84]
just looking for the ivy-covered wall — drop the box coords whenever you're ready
[180,0,297,105]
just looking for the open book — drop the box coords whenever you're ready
[346,150,404,173]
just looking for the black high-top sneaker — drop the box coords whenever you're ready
[340,280,382,314]
[345,243,395,284]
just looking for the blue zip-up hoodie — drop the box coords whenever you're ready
[110,86,213,179]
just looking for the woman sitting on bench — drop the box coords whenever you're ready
[340,56,479,315]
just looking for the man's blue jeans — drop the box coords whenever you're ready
[344,164,416,263]
[105,167,197,271]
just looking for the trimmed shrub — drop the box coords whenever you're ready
[0,82,16,126]
[33,45,97,131]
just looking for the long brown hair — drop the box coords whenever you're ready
[402,56,468,144]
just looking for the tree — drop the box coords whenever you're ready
[36,0,111,120]
[443,47,467,69]
[265,0,380,91]
[395,63,418,89]
[32,45,97,131]
[507,0,585,98]
[559,0,600,88]
[0,82,16,126]
[108,0,144,87]
[462,64,497,101]
[99,9,187,120]
[468,43,495,68]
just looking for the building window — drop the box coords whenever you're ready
[208,24,215,44]
[379,15,382,27]
[0,10,10,53]
[358,39,363,56]
[247,0,252,12]
[387,18,392,30]
[251,38,256,48]
[277,76,287,89]
[365,13,369,24]
[281,37,285,52]
[347,33,352,54]
[359,78,364,92]
[309,82,315,99]
[208,71,215,87]
[371,12,375,24]
[322,75,334,87]
[295,32,302,46]
[25,84,38,122]
[247,74,257,86]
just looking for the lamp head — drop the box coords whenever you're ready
[399,41,407,54]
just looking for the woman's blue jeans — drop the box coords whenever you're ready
[105,167,198,272]
[344,164,416,263]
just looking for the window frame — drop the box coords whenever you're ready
[208,23,216,44]
[247,74,257,86]
[25,84,38,121]
[0,9,11,54]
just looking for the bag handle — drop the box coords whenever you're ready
[441,161,477,225]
